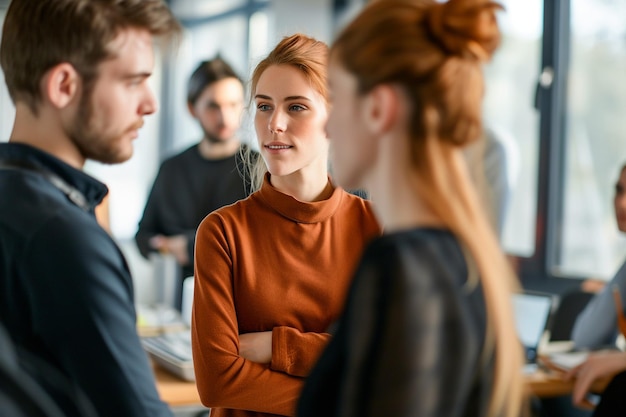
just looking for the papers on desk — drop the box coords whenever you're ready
[534,340,588,372]
[535,340,587,372]
[523,363,539,375]
[136,304,187,337]
[136,304,195,381]
[544,351,589,371]
[142,329,195,382]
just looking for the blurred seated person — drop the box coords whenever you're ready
[135,56,256,296]
[565,350,626,415]
[572,163,626,350]
[580,278,608,294]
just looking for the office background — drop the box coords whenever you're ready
[1,0,625,301]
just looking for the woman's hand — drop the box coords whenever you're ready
[564,351,626,409]
[239,331,273,364]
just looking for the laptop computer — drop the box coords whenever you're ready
[512,291,555,372]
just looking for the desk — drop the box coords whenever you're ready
[153,363,202,406]
[525,369,610,398]
[152,361,608,406]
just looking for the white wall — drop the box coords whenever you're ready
[267,0,333,45]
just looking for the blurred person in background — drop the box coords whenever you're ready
[136,56,256,308]
[572,163,626,350]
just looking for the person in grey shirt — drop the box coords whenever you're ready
[572,163,626,349]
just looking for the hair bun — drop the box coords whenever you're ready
[425,0,503,62]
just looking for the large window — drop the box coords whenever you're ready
[483,0,543,257]
[558,0,626,279]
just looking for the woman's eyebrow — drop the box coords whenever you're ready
[284,95,311,102]
[254,94,312,102]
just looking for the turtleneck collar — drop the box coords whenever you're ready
[257,173,344,224]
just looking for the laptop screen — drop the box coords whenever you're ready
[512,292,554,361]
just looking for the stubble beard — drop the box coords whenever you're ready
[202,123,238,145]
[69,90,133,165]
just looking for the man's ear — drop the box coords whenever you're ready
[362,84,402,135]
[187,101,198,119]
[42,63,80,109]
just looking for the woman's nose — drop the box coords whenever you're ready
[268,109,286,133]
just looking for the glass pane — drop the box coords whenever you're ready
[558,0,626,279]
[483,0,543,256]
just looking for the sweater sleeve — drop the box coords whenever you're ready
[572,260,626,349]
[271,326,331,377]
[191,213,304,416]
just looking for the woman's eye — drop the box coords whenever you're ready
[289,104,306,112]
[257,104,271,111]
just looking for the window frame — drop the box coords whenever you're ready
[516,0,588,294]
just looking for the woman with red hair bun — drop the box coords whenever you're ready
[298,1,526,416]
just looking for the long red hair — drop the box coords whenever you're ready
[332,1,525,416]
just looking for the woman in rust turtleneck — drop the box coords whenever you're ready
[191,33,381,417]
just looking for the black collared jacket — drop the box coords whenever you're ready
[0,142,173,417]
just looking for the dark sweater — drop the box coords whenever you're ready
[135,143,254,279]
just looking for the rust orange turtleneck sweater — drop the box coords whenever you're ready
[191,175,380,417]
